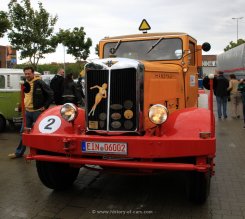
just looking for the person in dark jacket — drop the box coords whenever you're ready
[50,68,64,105]
[238,78,245,128]
[62,73,81,105]
[8,66,53,158]
[214,71,229,119]
[76,76,85,106]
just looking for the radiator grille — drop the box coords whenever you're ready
[86,68,137,132]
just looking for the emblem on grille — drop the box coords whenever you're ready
[103,60,118,67]
[88,83,108,116]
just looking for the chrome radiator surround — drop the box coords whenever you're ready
[85,58,144,134]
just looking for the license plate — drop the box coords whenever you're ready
[82,141,127,155]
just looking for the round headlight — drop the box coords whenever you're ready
[148,104,168,125]
[60,103,78,122]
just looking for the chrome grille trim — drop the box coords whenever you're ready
[106,69,111,132]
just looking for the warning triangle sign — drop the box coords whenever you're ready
[139,19,151,32]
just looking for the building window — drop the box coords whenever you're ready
[0,75,5,88]
[7,75,10,87]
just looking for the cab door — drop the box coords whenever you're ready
[185,41,198,108]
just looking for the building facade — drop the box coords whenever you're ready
[202,55,217,76]
[0,46,17,68]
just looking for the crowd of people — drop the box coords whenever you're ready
[50,68,85,106]
[8,67,85,159]
[203,71,245,129]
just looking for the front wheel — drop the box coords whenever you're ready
[36,161,80,190]
[187,171,211,204]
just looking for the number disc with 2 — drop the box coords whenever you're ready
[39,116,61,133]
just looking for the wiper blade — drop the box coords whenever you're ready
[146,37,164,54]
[109,40,121,55]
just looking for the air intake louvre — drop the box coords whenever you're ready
[109,68,137,131]
[87,69,108,131]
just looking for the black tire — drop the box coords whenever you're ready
[0,115,6,132]
[187,171,211,204]
[36,160,80,190]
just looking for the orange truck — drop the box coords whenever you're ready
[23,21,215,204]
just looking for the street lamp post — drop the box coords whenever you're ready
[63,45,66,76]
[232,17,243,43]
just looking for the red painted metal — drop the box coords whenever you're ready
[223,67,245,73]
[23,132,215,158]
[26,154,210,172]
[209,79,215,138]
[23,104,216,173]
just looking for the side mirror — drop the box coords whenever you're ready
[202,42,211,52]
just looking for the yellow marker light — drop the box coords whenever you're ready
[60,103,78,122]
[148,104,168,125]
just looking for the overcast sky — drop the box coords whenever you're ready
[0,0,245,64]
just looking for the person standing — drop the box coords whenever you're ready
[227,74,242,119]
[8,66,53,158]
[76,70,85,106]
[50,68,65,105]
[62,73,81,105]
[238,78,245,128]
[214,71,229,119]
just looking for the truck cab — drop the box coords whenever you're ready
[87,32,209,132]
[23,26,215,204]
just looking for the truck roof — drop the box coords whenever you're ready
[101,32,196,42]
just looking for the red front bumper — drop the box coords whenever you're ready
[23,132,215,172]
[26,154,210,172]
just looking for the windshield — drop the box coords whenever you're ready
[103,38,183,61]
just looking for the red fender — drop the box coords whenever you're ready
[162,107,215,139]
[30,106,85,135]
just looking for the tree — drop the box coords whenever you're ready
[0,11,11,38]
[8,0,58,69]
[95,44,99,56]
[57,27,92,62]
[224,39,245,51]
[16,62,84,78]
